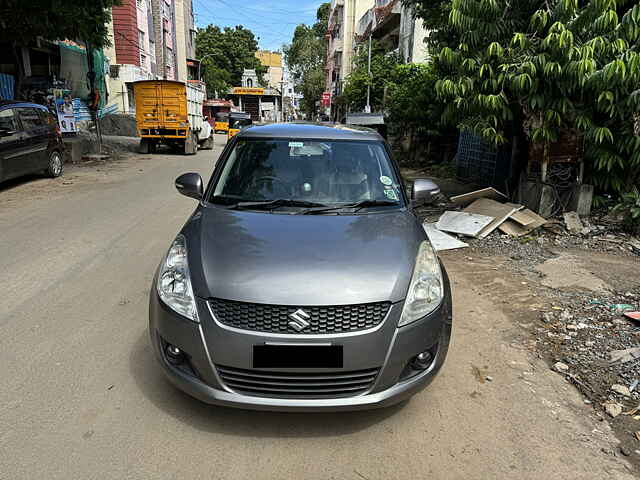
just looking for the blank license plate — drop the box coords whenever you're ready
[253,345,343,368]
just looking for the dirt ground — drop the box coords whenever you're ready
[434,214,640,466]
[1,147,639,479]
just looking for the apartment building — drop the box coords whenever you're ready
[255,50,284,90]
[105,0,157,113]
[174,0,198,81]
[355,0,430,63]
[325,0,374,118]
[105,0,196,113]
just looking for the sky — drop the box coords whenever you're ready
[192,0,322,52]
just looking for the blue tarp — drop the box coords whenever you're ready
[0,73,15,100]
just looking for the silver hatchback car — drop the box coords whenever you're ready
[149,123,452,411]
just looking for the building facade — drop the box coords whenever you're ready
[255,50,283,90]
[105,0,196,113]
[355,0,429,63]
[106,0,157,113]
[325,0,374,118]
[174,0,197,81]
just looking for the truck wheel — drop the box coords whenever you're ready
[148,141,157,154]
[200,135,214,150]
[139,138,150,154]
[184,132,197,155]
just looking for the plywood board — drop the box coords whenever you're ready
[436,211,495,237]
[510,209,536,226]
[498,219,529,237]
[423,223,469,251]
[450,187,507,206]
[464,198,520,238]
[498,209,547,236]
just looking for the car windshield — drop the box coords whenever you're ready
[210,139,403,210]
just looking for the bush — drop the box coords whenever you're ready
[613,189,640,235]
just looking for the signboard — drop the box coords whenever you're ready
[53,89,77,133]
[321,92,331,107]
[233,87,265,95]
[204,99,232,107]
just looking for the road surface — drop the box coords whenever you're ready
[0,135,633,479]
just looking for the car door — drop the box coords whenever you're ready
[15,107,49,173]
[0,107,28,182]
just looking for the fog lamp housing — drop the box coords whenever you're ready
[165,344,184,364]
[411,350,433,370]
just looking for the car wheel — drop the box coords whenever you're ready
[200,135,214,150]
[47,150,64,178]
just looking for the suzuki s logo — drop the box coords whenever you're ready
[288,309,311,332]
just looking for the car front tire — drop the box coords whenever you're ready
[47,150,64,178]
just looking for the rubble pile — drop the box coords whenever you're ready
[418,186,640,257]
[536,292,640,412]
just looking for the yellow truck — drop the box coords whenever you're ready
[133,80,213,155]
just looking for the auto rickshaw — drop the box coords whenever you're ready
[228,112,252,139]
[214,112,229,134]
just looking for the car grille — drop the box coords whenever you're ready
[217,365,380,398]
[209,299,391,334]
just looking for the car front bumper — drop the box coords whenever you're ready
[148,274,452,412]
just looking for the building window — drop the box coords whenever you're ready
[138,29,145,52]
[140,53,147,66]
[247,78,253,87]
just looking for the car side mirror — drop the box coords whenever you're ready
[175,172,203,200]
[412,178,441,206]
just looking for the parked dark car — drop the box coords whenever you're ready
[149,123,452,411]
[0,100,65,183]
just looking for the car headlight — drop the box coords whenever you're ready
[398,241,443,326]
[156,235,199,322]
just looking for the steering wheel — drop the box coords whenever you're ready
[251,176,290,197]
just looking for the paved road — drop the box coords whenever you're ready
[0,136,633,479]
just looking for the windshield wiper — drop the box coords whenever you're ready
[229,199,328,211]
[302,199,400,215]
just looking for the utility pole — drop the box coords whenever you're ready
[279,80,286,122]
[197,53,214,81]
[365,34,372,114]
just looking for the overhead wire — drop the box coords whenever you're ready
[192,0,314,48]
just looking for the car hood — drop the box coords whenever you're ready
[184,206,426,305]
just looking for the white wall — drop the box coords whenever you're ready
[174,0,187,81]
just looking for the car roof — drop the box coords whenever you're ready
[236,122,383,141]
[0,100,48,110]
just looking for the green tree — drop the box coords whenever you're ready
[343,41,400,112]
[343,45,445,162]
[406,0,640,193]
[0,0,118,48]
[196,25,267,95]
[0,0,119,93]
[284,3,330,118]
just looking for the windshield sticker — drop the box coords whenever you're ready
[380,175,393,186]
[384,189,399,201]
[303,182,312,192]
[288,142,304,148]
